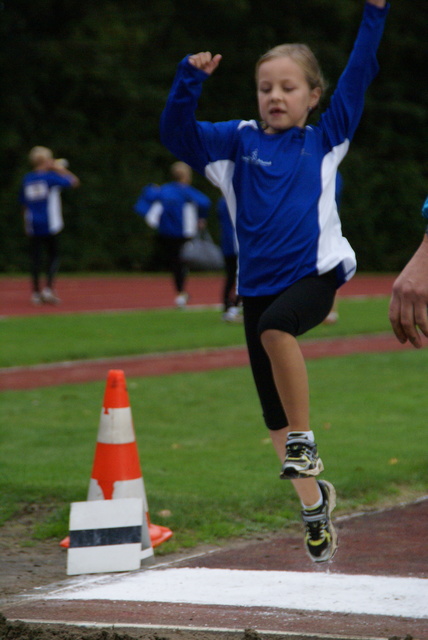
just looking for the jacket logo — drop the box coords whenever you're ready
[241,148,272,167]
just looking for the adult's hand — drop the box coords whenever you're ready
[389,236,428,348]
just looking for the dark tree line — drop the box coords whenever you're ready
[1,0,427,273]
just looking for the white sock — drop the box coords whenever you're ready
[301,486,323,511]
[289,430,315,442]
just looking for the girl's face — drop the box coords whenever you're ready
[257,56,321,134]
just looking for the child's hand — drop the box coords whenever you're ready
[188,52,222,75]
[366,0,387,6]
[53,158,69,171]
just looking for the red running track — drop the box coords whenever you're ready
[1,273,419,391]
[1,273,396,317]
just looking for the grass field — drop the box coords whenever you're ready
[1,296,390,368]
[1,297,427,553]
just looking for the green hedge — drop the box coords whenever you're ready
[1,0,427,272]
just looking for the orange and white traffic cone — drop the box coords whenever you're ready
[61,369,173,551]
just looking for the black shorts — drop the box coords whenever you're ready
[242,270,337,431]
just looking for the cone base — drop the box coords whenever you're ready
[149,523,173,548]
[60,536,70,548]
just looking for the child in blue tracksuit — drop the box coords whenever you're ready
[20,146,80,305]
[135,161,211,307]
[160,0,389,561]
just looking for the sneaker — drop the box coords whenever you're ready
[41,287,61,305]
[175,292,189,308]
[31,292,42,306]
[222,306,242,323]
[280,432,324,479]
[323,311,339,325]
[301,479,338,563]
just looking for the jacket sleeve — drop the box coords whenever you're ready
[160,57,211,174]
[188,186,211,218]
[48,172,75,189]
[318,2,390,147]
[160,57,239,176]
[134,184,161,218]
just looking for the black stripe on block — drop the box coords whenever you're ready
[69,525,141,548]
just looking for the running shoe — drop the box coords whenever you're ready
[175,292,189,308]
[222,306,242,323]
[301,479,338,563]
[280,432,324,479]
[41,287,61,305]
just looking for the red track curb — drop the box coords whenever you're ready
[0,334,413,391]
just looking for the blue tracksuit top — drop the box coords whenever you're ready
[134,181,211,239]
[20,170,74,236]
[160,3,389,296]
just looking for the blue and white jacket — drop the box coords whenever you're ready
[134,181,211,239]
[20,170,74,236]
[160,2,389,296]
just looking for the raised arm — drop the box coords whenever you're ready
[52,160,80,188]
[160,53,230,175]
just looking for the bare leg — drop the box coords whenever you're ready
[261,330,308,431]
[262,330,321,506]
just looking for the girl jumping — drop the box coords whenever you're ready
[160,0,389,562]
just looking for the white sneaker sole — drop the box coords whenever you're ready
[280,457,324,479]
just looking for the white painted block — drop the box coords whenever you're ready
[67,544,142,575]
[71,497,143,529]
[67,498,152,575]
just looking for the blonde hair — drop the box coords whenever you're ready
[171,161,192,183]
[255,44,326,97]
[28,146,53,167]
